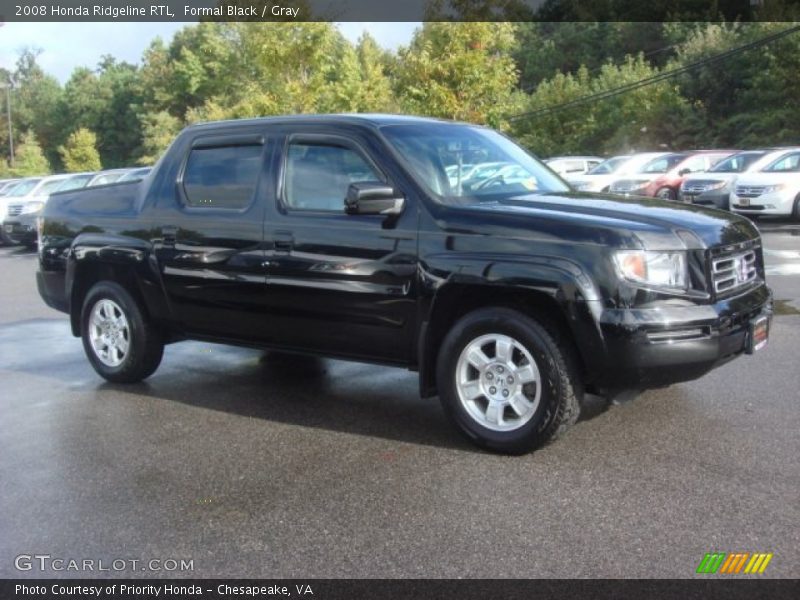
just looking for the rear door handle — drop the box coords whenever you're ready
[273,232,294,253]
[162,226,177,246]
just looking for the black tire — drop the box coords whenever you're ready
[656,187,677,201]
[80,281,164,383]
[436,307,582,454]
[793,195,800,222]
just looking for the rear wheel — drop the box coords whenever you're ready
[656,187,676,201]
[81,281,163,383]
[436,307,582,454]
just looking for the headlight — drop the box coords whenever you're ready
[614,250,688,289]
[705,180,727,191]
[762,183,786,194]
[20,201,44,215]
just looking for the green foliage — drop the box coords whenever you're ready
[11,129,51,176]
[59,128,102,172]
[138,111,182,165]
[6,21,800,167]
[394,22,521,127]
[5,50,64,168]
[511,55,691,156]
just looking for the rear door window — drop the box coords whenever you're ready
[183,144,263,209]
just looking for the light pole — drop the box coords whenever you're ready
[0,79,13,168]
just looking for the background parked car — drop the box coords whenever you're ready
[680,149,797,210]
[545,156,604,177]
[3,173,95,248]
[86,169,132,187]
[568,152,667,192]
[609,150,735,200]
[730,149,800,220]
[117,167,152,182]
[0,179,20,195]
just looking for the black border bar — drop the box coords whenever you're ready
[0,0,791,22]
[2,579,799,600]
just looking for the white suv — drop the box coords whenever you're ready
[730,150,800,219]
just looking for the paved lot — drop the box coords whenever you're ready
[0,221,798,579]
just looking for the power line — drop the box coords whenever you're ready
[507,24,800,123]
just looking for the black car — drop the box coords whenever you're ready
[36,115,772,453]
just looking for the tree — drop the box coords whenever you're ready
[510,56,690,156]
[7,49,64,168]
[394,22,521,127]
[12,129,51,176]
[138,111,182,165]
[59,128,102,172]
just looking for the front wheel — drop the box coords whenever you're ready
[656,187,677,201]
[793,194,800,222]
[436,308,582,454]
[81,281,164,383]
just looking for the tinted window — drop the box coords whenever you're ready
[118,168,152,182]
[183,145,262,209]
[58,174,93,191]
[284,142,382,211]
[680,156,708,173]
[6,179,42,197]
[588,156,628,175]
[710,152,764,173]
[641,154,685,174]
[764,152,800,173]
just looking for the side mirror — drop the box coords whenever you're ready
[345,182,404,217]
[678,168,691,176]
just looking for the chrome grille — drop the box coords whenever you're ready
[683,180,718,193]
[6,204,23,217]
[711,250,757,294]
[611,180,645,193]
[735,185,765,198]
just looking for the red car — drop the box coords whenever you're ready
[610,151,736,200]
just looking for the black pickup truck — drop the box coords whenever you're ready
[36,115,772,453]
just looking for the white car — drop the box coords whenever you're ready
[545,156,604,177]
[4,172,93,225]
[569,152,666,192]
[680,148,800,210]
[730,149,800,219]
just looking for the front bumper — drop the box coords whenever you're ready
[3,213,38,246]
[730,191,795,216]
[681,190,730,210]
[596,283,772,388]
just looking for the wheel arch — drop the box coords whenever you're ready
[66,235,163,337]
[417,276,606,399]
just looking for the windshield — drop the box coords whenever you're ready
[710,152,765,173]
[7,179,42,197]
[763,151,800,173]
[118,168,151,182]
[587,156,627,175]
[381,124,568,202]
[38,178,70,195]
[58,174,93,191]
[639,154,686,174]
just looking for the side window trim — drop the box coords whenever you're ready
[278,133,388,215]
[177,133,267,213]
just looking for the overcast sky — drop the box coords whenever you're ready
[0,22,420,83]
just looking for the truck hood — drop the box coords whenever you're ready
[460,191,759,250]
